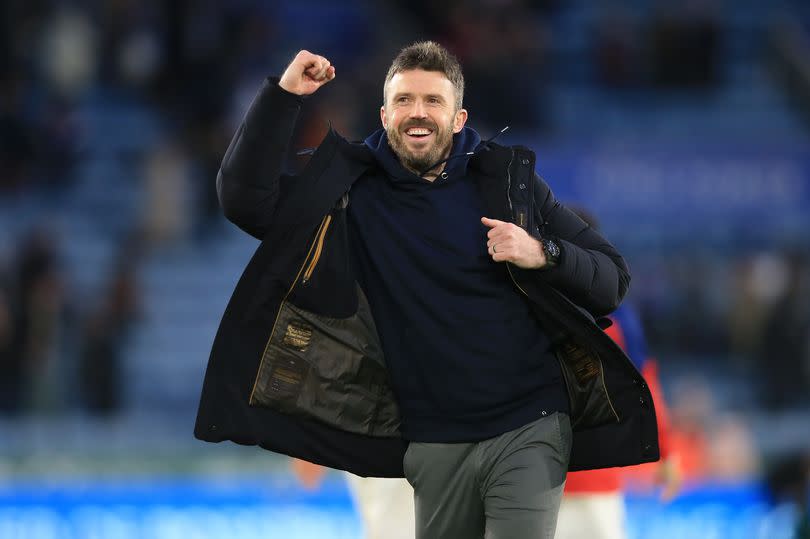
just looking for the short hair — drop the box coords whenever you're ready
[384,41,465,110]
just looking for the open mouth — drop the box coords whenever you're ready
[405,127,434,140]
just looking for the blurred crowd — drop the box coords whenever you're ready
[0,228,140,415]
[632,248,810,410]
[0,1,809,518]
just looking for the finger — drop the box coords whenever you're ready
[487,226,509,240]
[481,216,506,228]
[305,62,326,79]
[316,68,333,82]
[487,239,511,250]
[494,224,525,242]
[314,56,331,77]
[295,49,314,64]
[491,251,510,263]
[488,241,511,258]
[304,56,327,74]
[314,60,331,80]
[298,50,322,72]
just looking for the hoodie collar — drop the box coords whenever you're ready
[364,127,482,183]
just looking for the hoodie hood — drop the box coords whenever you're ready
[364,126,482,183]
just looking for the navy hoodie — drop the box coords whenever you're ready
[347,127,568,442]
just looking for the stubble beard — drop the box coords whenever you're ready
[386,120,454,176]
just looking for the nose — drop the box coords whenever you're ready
[409,100,427,119]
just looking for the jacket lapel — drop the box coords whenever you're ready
[285,128,374,224]
[470,144,514,223]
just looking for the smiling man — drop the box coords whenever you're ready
[195,42,659,539]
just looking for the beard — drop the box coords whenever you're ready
[386,119,455,175]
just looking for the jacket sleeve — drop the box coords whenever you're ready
[530,173,631,316]
[216,76,304,239]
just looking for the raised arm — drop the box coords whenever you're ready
[217,51,335,238]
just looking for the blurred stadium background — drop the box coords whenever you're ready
[1,0,809,538]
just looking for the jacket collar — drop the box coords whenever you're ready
[469,142,517,223]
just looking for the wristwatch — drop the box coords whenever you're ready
[540,238,561,268]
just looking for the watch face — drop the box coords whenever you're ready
[544,239,560,260]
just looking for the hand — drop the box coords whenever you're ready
[655,456,682,502]
[278,50,336,96]
[481,217,547,269]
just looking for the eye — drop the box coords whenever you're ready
[428,97,440,104]
[396,96,409,104]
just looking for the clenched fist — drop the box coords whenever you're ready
[278,50,336,96]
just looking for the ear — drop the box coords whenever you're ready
[380,106,387,129]
[453,108,468,133]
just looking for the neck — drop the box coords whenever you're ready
[406,145,452,181]
[412,161,446,182]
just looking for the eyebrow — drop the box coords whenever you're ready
[392,92,446,102]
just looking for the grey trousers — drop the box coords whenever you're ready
[403,412,572,539]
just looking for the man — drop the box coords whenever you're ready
[195,42,659,539]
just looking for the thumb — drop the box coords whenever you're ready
[481,216,504,228]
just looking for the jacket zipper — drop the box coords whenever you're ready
[505,150,515,215]
[505,151,528,296]
[302,214,332,284]
[249,212,332,405]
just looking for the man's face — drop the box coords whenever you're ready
[381,69,467,175]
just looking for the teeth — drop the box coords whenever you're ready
[406,128,431,136]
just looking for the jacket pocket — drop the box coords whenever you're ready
[249,286,401,438]
[554,339,620,431]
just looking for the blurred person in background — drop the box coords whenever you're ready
[555,208,681,539]
[0,281,18,413]
[663,376,760,486]
[343,473,415,539]
[753,252,810,410]
[141,137,193,249]
[728,252,810,409]
[8,229,71,414]
[78,244,142,415]
[291,458,415,539]
[195,40,658,539]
